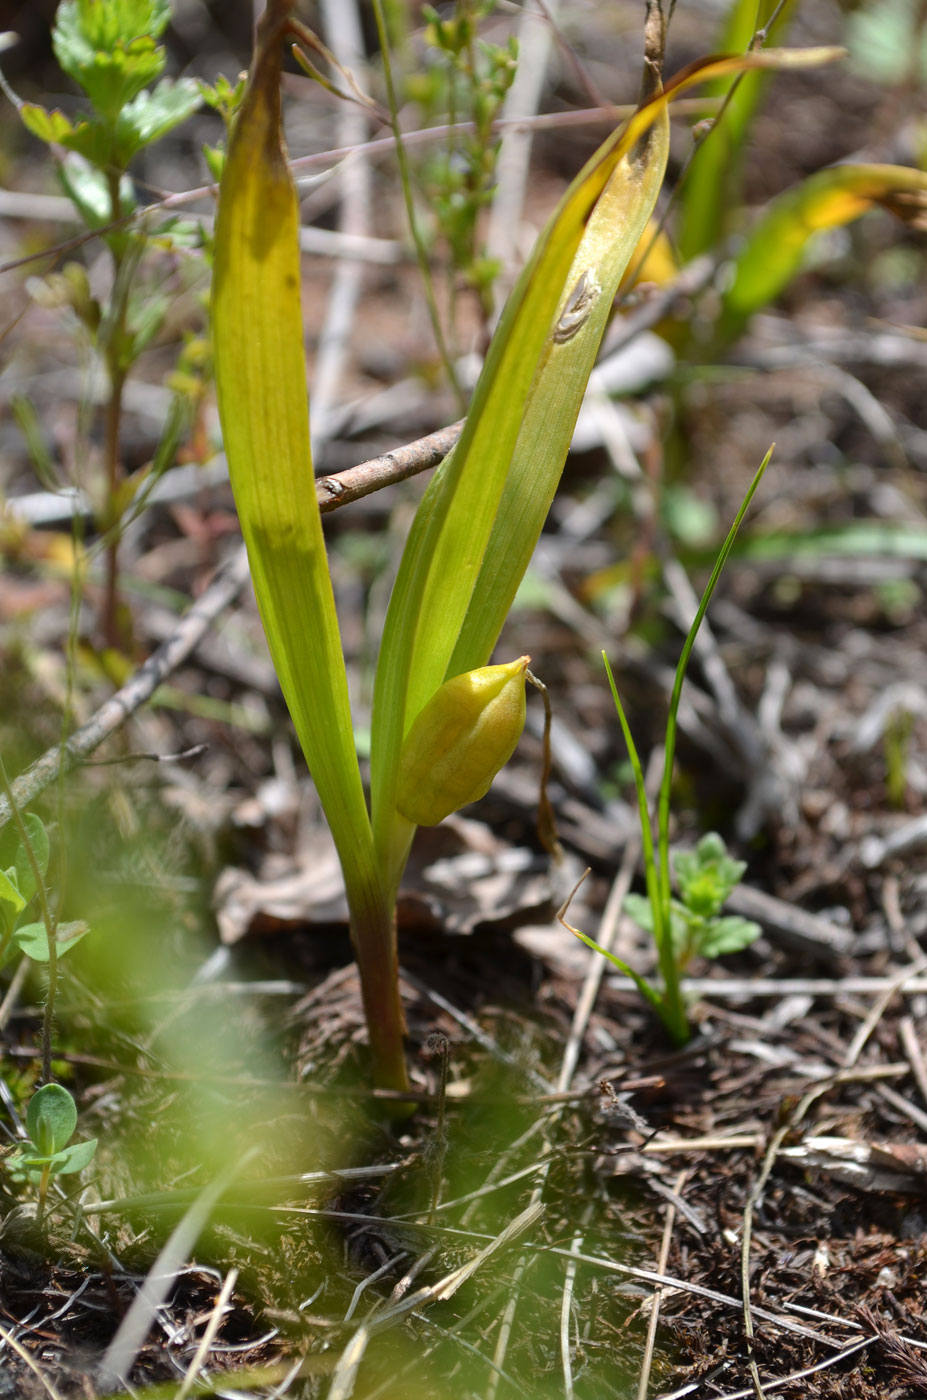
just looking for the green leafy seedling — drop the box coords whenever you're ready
[561,448,772,1045]
[626,831,760,973]
[6,1084,98,1219]
[0,813,90,967]
[6,0,203,649]
[20,0,200,176]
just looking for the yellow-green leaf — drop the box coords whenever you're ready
[722,162,927,337]
[211,6,375,899]
[369,44,842,879]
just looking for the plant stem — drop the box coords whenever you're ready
[101,171,131,652]
[370,0,465,410]
[346,878,410,1101]
[37,1162,51,1225]
[0,755,59,1083]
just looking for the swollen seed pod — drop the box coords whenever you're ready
[396,657,529,826]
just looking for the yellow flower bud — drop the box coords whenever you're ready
[396,656,529,826]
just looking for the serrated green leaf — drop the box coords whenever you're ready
[53,0,168,121]
[674,834,746,916]
[114,78,202,163]
[12,920,90,963]
[14,813,49,906]
[20,103,82,147]
[697,916,762,958]
[26,1083,77,1157]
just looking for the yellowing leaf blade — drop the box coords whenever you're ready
[212,17,375,892]
[723,162,927,335]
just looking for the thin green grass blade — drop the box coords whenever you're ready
[602,654,663,945]
[656,446,774,917]
[604,653,685,1042]
[676,0,795,261]
[568,926,664,1013]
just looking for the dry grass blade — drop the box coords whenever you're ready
[174,1267,239,1400]
[637,1172,687,1400]
[325,1202,545,1399]
[0,1320,67,1400]
[99,1149,258,1387]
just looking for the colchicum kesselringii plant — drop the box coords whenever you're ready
[211,0,839,1094]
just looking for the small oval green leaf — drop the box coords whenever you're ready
[26,1083,77,1157]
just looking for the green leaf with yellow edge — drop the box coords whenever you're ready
[369,44,843,881]
[447,105,670,680]
[211,3,410,1096]
[211,11,375,897]
[722,162,927,338]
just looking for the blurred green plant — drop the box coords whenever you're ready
[561,450,770,1045]
[676,0,795,264]
[0,812,90,967]
[406,1,518,324]
[0,799,91,1086]
[846,0,927,87]
[660,0,927,347]
[4,0,203,650]
[884,706,914,810]
[5,1083,97,1220]
[719,162,927,341]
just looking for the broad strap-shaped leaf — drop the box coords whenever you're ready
[447,102,670,681]
[722,162,927,337]
[212,6,377,901]
[370,45,841,870]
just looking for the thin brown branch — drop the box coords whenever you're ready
[316,420,462,511]
[0,421,462,832]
